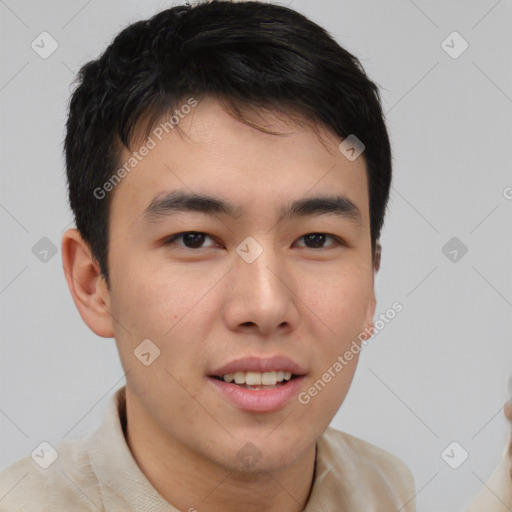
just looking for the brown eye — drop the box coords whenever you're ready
[294,233,343,249]
[164,232,217,249]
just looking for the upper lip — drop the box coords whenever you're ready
[209,355,307,377]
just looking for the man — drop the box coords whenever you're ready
[0,1,416,510]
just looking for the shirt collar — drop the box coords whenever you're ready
[87,385,177,511]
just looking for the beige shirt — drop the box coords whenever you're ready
[0,386,416,511]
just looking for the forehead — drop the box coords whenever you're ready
[108,97,370,232]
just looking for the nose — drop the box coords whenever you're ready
[222,240,300,338]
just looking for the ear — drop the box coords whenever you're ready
[360,241,381,341]
[373,241,381,273]
[61,228,115,338]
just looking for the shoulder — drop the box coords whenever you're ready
[322,426,413,470]
[318,426,416,509]
[0,436,101,512]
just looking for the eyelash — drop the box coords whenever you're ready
[163,231,346,250]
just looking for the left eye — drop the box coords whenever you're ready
[164,232,344,250]
[294,233,343,249]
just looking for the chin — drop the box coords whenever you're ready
[224,433,312,474]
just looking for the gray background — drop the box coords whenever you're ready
[1,0,511,510]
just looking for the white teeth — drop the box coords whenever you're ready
[220,371,294,385]
[261,371,277,385]
[246,372,262,385]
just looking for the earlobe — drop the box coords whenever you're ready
[61,228,115,338]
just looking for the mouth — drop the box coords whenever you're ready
[207,366,307,412]
[209,370,300,390]
[207,355,307,412]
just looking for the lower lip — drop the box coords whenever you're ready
[208,376,305,412]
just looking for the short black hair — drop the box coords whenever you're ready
[64,0,391,289]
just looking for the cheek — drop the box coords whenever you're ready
[111,255,193,334]
[301,267,373,331]
[299,269,373,387]
[111,259,215,372]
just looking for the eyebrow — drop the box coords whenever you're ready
[142,190,362,226]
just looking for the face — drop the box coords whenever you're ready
[102,96,376,473]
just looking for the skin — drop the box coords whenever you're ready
[505,400,512,480]
[62,96,379,512]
